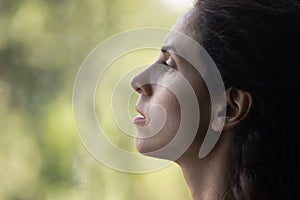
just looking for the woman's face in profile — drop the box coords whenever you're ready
[131,10,211,158]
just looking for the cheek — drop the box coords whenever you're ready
[154,87,181,120]
[135,86,181,154]
[189,75,212,150]
[134,71,211,157]
[175,64,212,151]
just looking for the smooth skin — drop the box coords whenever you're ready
[131,9,253,200]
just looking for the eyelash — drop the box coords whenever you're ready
[162,57,175,69]
[163,60,169,65]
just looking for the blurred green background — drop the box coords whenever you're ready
[0,0,192,199]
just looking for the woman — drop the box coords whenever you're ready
[131,0,300,199]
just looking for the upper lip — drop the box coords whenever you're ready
[136,106,146,119]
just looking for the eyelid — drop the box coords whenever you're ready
[160,50,177,69]
[163,56,176,69]
[165,57,172,65]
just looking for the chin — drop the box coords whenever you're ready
[134,137,158,154]
[134,133,181,160]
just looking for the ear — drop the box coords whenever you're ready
[211,87,253,132]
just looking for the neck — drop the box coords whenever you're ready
[176,133,233,200]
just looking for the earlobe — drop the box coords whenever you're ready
[211,87,253,132]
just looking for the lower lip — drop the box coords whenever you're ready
[132,116,147,126]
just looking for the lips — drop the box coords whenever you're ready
[133,106,147,126]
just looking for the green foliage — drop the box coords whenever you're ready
[0,0,192,199]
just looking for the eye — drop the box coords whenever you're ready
[163,56,176,69]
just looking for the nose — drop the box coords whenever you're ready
[130,67,152,96]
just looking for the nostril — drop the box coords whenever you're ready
[134,84,152,96]
[133,84,152,96]
[130,70,152,96]
[135,87,142,94]
[141,84,152,96]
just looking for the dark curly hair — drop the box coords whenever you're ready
[189,0,300,199]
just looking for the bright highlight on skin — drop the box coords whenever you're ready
[162,0,194,9]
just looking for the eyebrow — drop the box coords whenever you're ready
[161,45,177,53]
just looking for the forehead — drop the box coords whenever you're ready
[162,9,199,57]
[170,9,197,39]
[161,9,210,77]
[162,9,198,52]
